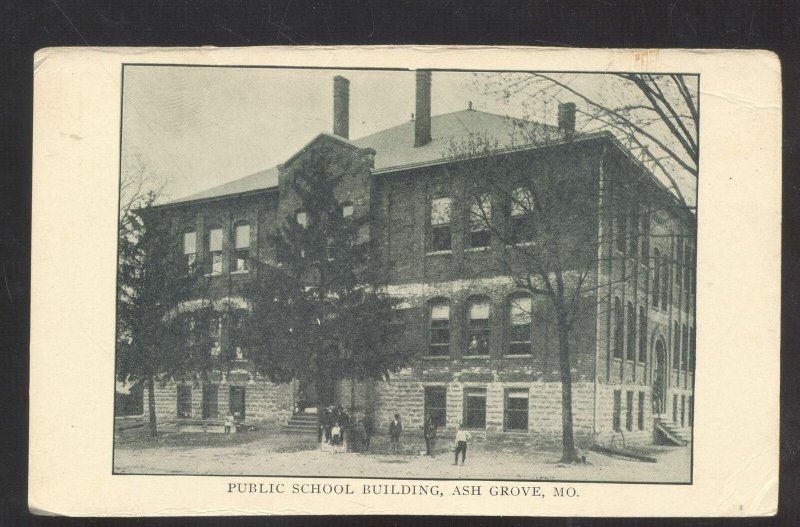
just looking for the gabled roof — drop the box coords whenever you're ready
[163,110,556,206]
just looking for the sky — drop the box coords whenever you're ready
[121,67,696,205]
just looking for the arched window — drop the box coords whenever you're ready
[652,248,661,307]
[613,297,623,359]
[469,193,491,248]
[509,187,534,244]
[428,300,450,357]
[183,230,196,272]
[626,301,636,361]
[638,306,647,363]
[508,296,532,356]
[232,222,250,272]
[465,297,490,356]
[206,225,223,275]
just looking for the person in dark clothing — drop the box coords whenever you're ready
[389,413,403,453]
[423,415,438,457]
[362,413,374,451]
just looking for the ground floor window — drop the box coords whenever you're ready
[673,394,678,423]
[177,385,192,418]
[625,390,634,432]
[613,389,621,432]
[424,386,447,427]
[638,391,645,431]
[229,386,246,421]
[463,388,486,429]
[202,384,219,419]
[504,389,529,431]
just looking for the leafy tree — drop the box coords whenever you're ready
[242,143,407,411]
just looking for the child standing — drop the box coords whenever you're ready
[453,423,471,466]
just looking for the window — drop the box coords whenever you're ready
[202,384,219,419]
[676,239,683,288]
[612,389,621,432]
[613,297,623,359]
[673,322,680,371]
[638,306,647,363]
[508,296,532,355]
[626,390,634,431]
[640,214,650,260]
[615,211,627,253]
[681,395,686,427]
[628,209,639,257]
[183,231,196,271]
[233,223,250,272]
[673,394,678,423]
[661,258,670,310]
[428,301,450,356]
[424,386,447,427]
[206,226,223,274]
[177,385,192,418]
[466,298,490,356]
[683,241,691,291]
[690,327,696,372]
[509,188,534,244]
[341,203,354,218]
[210,315,222,357]
[463,388,487,429]
[295,210,308,228]
[626,302,636,361]
[504,389,529,431]
[429,197,452,252]
[681,324,689,373]
[688,396,694,427]
[469,193,491,248]
[652,249,661,307]
[638,391,645,430]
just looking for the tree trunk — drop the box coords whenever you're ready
[147,373,158,438]
[556,314,578,463]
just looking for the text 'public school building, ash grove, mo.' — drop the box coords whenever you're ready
[132,71,696,448]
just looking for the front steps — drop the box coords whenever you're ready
[655,417,691,446]
[283,412,319,435]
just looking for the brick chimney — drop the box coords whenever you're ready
[333,75,350,139]
[558,102,576,136]
[414,70,432,147]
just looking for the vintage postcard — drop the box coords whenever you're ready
[29,47,780,516]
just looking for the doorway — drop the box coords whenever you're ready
[652,338,667,415]
[229,386,246,421]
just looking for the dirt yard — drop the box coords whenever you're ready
[114,426,691,483]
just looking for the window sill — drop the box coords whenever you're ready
[465,246,490,253]
[231,270,250,275]
[426,250,453,256]
[503,429,529,434]
[504,354,533,359]
[423,355,450,360]
[505,241,536,248]
[204,272,223,277]
[462,354,490,360]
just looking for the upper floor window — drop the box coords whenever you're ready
[508,296,532,355]
[428,301,450,357]
[652,248,661,307]
[509,187,534,244]
[638,306,647,363]
[675,238,684,288]
[615,211,627,253]
[183,231,196,272]
[689,327,696,372]
[429,197,452,252]
[295,210,308,228]
[673,321,680,370]
[660,257,670,310]
[626,301,636,361]
[206,226,223,275]
[681,323,689,372]
[233,222,250,272]
[684,241,692,292]
[640,214,650,260]
[613,296,623,359]
[627,209,639,257]
[465,297,490,356]
[469,194,491,248]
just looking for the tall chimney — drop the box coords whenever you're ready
[333,75,350,139]
[558,102,576,136]
[414,70,432,147]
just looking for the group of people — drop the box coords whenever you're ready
[319,407,472,465]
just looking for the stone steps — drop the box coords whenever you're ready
[283,413,320,434]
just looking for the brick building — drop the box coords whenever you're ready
[138,71,695,447]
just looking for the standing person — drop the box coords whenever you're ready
[423,415,438,457]
[363,413,374,452]
[453,423,471,466]
[389,413,403,453]
[224,412,234,434]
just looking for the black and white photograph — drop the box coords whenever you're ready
[112,65,699,483]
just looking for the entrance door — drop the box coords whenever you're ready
[652,339,667,415]
[229,386,246,421]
